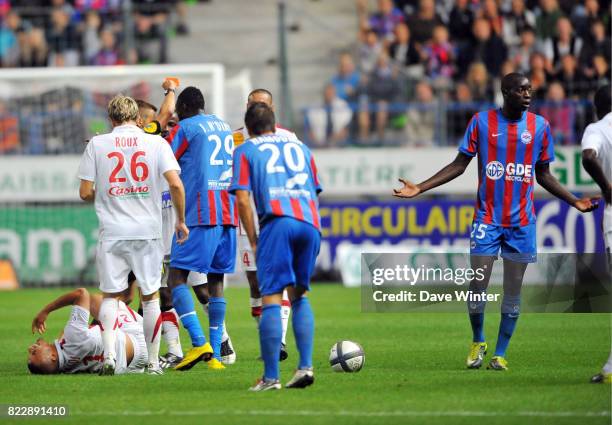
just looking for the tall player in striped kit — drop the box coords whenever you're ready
[394,73,599,370]
[233,89,296,361]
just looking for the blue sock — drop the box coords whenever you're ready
[291,297,314,369]
[494,294,521,357]
[260,304,282,380]
[467,291,486,343]
[208,297,226,360]
[171,284,206,347]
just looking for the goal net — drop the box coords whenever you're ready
[0,64,252,286]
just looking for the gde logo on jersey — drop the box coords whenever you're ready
[486,161,533,183]
[485,161,504,180]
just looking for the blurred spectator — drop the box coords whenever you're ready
[46,9,79,66]
[331,53,361,102]
[388,22,421,72]
[406,0,442,44]
[367,0,404,42]
[306,83,353,148]
[0,11,20,67]
[579,20,611,78]
[591,55,611,89]
[535,0,563,40]
[502,0,536,47]
[480,0,503,36]
[91,28,121,65]
[448,0,474,46]
[81,10,101,63]
[542,17,582,72]
[539,81,573,144]
[553,54,588,98]
[448,81,479,142]
[458,18,507,77]
[509,26,537,73]
[404,81,435,146]
[422,25,455,82]
[0,101,19,153]
[357,29,383,74]
[358,52,401,143]
[132,0,171,64]
[572,0,609,42]
[466,62,494,102]
[528,52,549,99]
[19,27,48,67]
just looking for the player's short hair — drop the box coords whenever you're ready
[27,361,46,375]
[594,85,611,118]
[176,86,205,118]
[501,72,528,94]
[245,102,276,136]
[248,88,273,103]
[136,99,157,113]
[108,95,139,124]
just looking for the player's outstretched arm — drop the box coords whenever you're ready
[582,149,611,204]
[164,170,189,244]
[393,153,472,198]
[535,162,600,212]
[157,78,178,129]
[32,288,91,334]
[235,190,258,256]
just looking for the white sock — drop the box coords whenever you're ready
[202,302,229,343]
[603,350,612,374]
[143,299,162,368]
[99,298,119,361]
[161,309,183,358]
[250,297,262,326]
[281,290,291,345]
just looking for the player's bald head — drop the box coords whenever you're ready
[594,85,611,119]
[501,72,529,94]
[247,89,273,109]
[245,102,276,137]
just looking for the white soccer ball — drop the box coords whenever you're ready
[329,340,365,372]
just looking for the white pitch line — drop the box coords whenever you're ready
[72,409,611,418]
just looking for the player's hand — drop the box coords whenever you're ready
[163,77,179,91]
[32,311,48,334]
[573,196,601,213]
[175,222,189,245]
[393,178,421,198]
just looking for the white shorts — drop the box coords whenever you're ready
[115,301,147,374]
[159,254,207,288]
[238,217,258,272]
[162,202,175,256]
[97,239,164,296]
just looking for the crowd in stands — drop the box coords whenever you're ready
[0,0,191,67]
[307,0,611,148]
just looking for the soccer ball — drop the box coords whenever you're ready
[329,340,365,372]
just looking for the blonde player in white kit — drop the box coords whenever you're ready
[28,288,148,375]
[78,95,188,375]
[233,89,296,361]
[581,85,612,384]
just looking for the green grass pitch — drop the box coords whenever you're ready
[0,285,610,425]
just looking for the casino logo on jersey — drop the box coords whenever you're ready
[520,130,532,144]
[486,161,533,183]
[485,161,505,180]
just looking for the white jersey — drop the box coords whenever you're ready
[581,112,612,233]
[78,124,180,241]
[55,304,147,374]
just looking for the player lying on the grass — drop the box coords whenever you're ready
[28,288,147,375]
[233,88,296,361]
[580,85,612,385]
[135,82,235,368]
[230,102,322,391]
[78,95,188,375]
[165,86,238,371]
[394,72,599,371]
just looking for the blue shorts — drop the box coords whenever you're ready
[470,221,537,263]
[257,217,321,296]
[170,225,236,274]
